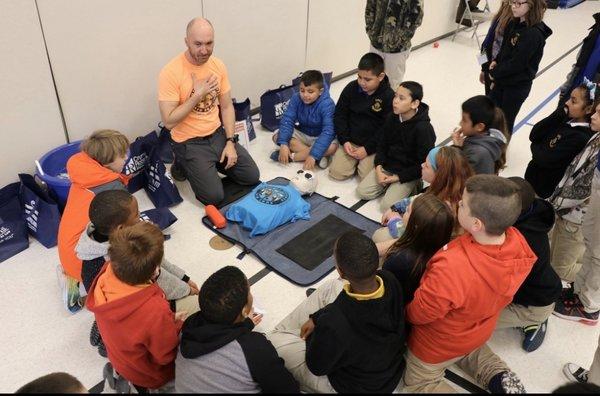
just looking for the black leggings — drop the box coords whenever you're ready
[489,83,532,134]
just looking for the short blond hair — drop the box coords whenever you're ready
[81,129,129,165]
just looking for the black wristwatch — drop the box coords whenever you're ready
[226,134,239,144]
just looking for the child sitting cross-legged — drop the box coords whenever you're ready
[403,175,537,393]
[267,231,406,393]
[87,222,186,391]
[175,266,299,393]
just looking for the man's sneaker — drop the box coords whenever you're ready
[317,156,331,169]
[488,370,526,394]
[553,294,599,325]
[169,162,186,182]
[521,319,547,352]
[269,150,280,162]
[563,362,589,383]
[56,265,82,314]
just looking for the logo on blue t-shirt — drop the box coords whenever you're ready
[255,186,289,205]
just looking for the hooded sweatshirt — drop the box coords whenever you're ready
[406,227,536,364]
[525,107,593,198]
[76,222,191,299]
[57,152,128,281]
[86,263,182,389]
[375,103,436,182]
[512,199,562,307]
[175,313,298,393]
[276,83,335,160]
[490,20,553,87]
[334,77,395,155]
[462,128,507,175]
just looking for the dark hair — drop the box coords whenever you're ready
[334,231,379,281]
[507,177,535,216]
[199,266,249,324]
[462,95,510,172]
[300,70,324,89]
[399,81,423,102]
[358,52,385,76]
[89,190,135,236]
[553,381,600,393]
[571,84,598,123]
[16,372,85,393]
[465,175,521,236]
[385,194,454,297]
[109,222,164,285]
[523,0,547,27]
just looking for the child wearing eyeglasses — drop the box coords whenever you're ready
[488,0,552,133]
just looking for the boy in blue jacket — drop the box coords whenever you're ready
[270,70,337,170]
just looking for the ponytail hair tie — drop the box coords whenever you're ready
[583,76,597,102]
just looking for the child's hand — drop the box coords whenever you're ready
[382,174,399,185]
[381,208,401,226]
[489,61,497,71]
[249,309,263,326]
[303,156,316,170]
[188,280,199,295]
[279,145,291,165]
[376,166,387,186]
[343,142,355,156]
[452,127,465,147]
[175,311,188,322]
[300,318,315,340]
[353,146,368,160]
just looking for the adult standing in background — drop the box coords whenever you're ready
[456,0,484,27]
[158,17,260,205]
[365,0,424,91]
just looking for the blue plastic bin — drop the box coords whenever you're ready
[36,141,82,207]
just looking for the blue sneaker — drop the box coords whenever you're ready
[269,150,280,162]
[522,319,547,352]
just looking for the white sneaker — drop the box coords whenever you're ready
[563,362,589,383]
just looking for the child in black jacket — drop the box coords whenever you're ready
[497,177,562,353]
[488,0,552,132]
[357,81,435,211]
[525,83,595,198]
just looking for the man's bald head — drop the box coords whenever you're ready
[184,17,215,66]
[186,17,213,37]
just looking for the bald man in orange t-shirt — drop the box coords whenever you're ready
[158,18,259,205]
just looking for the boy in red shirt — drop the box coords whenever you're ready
[403,175,537,393]
[87,222,185,391]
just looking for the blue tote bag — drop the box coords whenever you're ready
[233,98,257,141]
[124,131,159,193]
[144,147,183,208]
[140,207,178,230]
[18,174,61,248]
[259,84,296,132]
[0,182,29,262]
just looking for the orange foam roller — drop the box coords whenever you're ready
[206,205,227,229]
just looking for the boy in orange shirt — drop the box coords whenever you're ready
[87,222,185,391]
[403,175,537,393]
[57,129,129,313]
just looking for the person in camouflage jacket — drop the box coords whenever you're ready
[365,0,424,89]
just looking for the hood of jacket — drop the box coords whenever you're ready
[515,198,555,235]
[399,102,431,125]
[460,227,537,298]
[66,152,127,189]
[75,222,109,261]
[533,21,553,40]
[179,312,253,359]
[467,128,506,161]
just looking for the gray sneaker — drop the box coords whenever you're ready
[563,363,589,384]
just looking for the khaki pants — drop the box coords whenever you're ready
[329,145,375,181]
[550,216,585,282]
[574,170,600,312]
[369,45,411,91]
[175,295,200,317]
[357,168,419,211]
[267,279,344,393]
[496,303,555,329]
[403,346,509,393]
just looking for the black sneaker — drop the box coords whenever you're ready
[563,363,589,383]
[553,294,600,326]
[488,371,526,394]
[521,319,547,352]
[170,162,187,182]
[98,341,107,358]
[90,321,101,347]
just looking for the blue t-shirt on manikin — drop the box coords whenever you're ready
[226,183,310,237]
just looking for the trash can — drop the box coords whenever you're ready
[36,141,82,207]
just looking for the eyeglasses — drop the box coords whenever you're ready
[509,0,528,7]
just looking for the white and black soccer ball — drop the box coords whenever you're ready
[290,169,318,196]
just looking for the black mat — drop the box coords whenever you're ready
[276,214,364,271]
[218,177,259,209]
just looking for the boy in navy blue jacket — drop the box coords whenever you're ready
[270,70,337,170]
